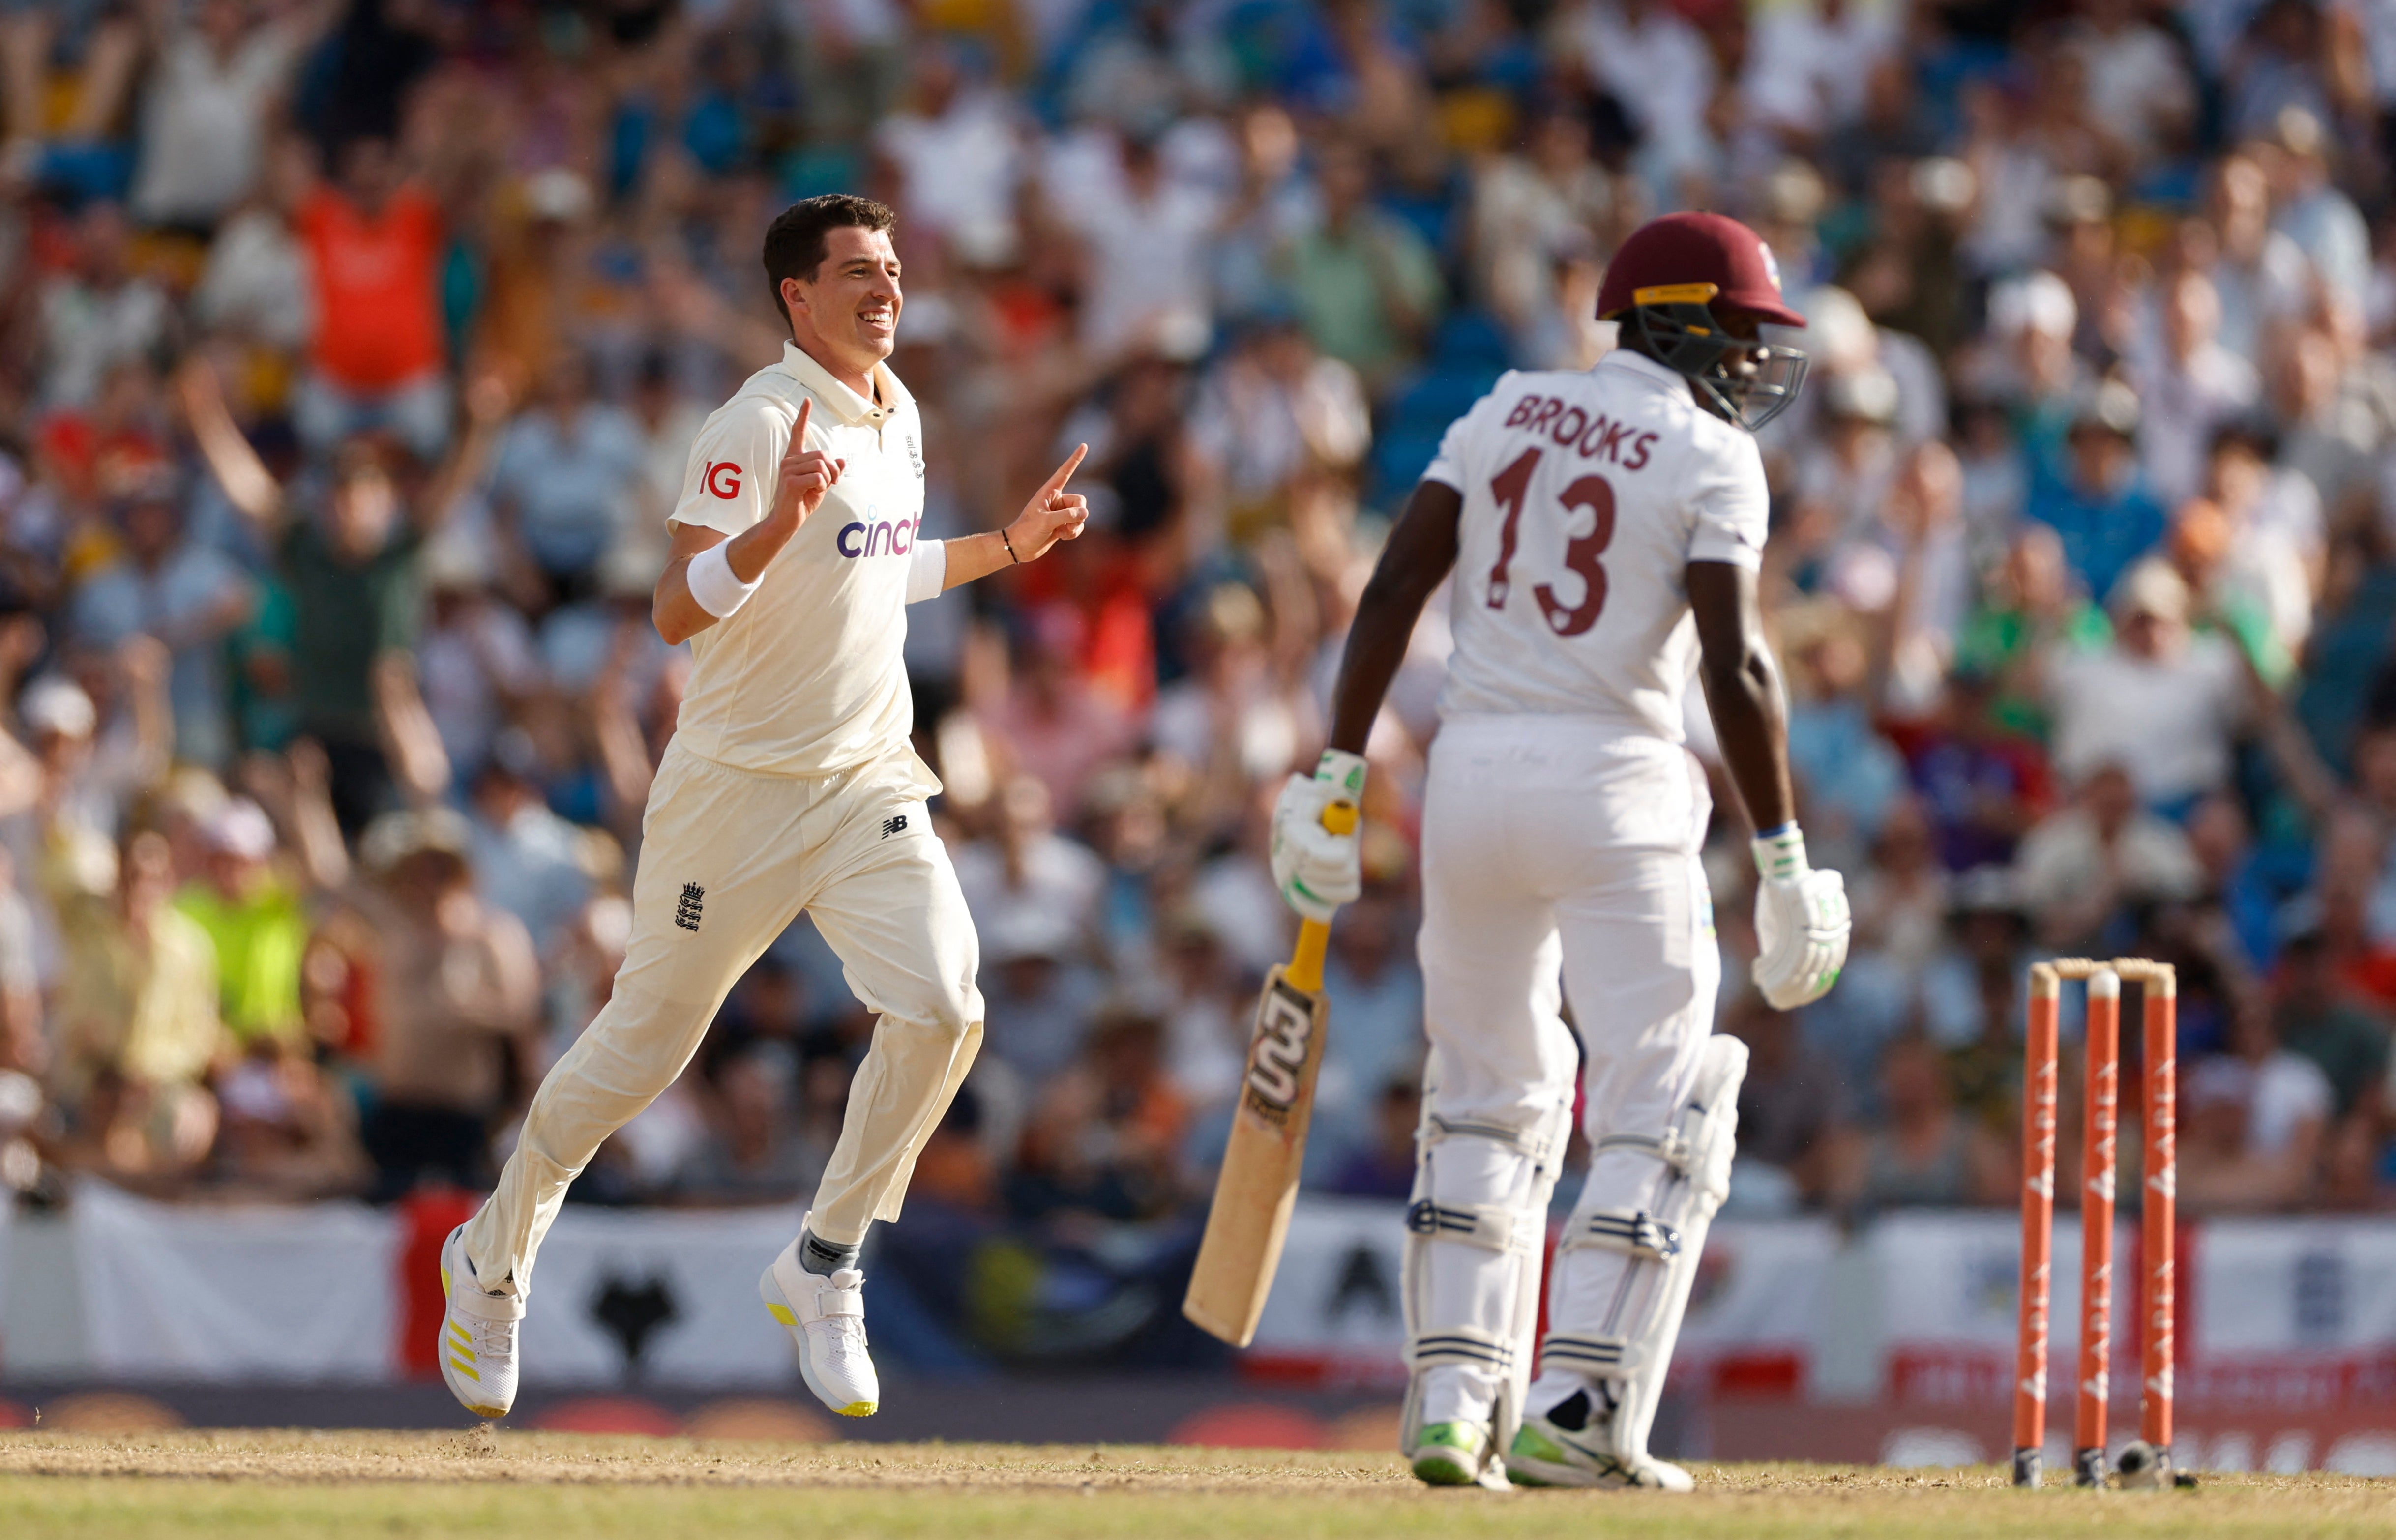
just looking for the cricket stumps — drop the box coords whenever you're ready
[2011,959,2184,1492]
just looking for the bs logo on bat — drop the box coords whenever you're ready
[1242,979,1318,1124]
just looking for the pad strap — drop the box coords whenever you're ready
[1405,1198,1535,1255]
[1422,1113,1563,1163]
[1538,1332,1631,1375]
[1410,1324,1516,1372]
[1556,1205,1683,1261]
[1595,1129,1693,1171]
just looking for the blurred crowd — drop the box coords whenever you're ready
[0,0,2394,1322]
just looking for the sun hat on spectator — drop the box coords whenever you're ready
[1798,285,1875,372]
[19,676,96,741]
[1910,156,1976,215]
[204,798,278,863]
[0,1066,40,1191]
[2043,174,2113,230]
[2270,104,2326,161]
[1821,365,1900,425]
[1987,270,2076,341]
[422,528,487,592]
[2111,558,2191,625]
[1825,542,1900,613]
[1195,582,1268,646]
[359,807,473,873]
[2070,378,2142,440]
[524,168,593,226]
[50,827,119,898]
[1761,160,1829,227]
[0,1068,40,1134]
[162,766,230,824]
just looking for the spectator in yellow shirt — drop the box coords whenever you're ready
[173,797,307,1047]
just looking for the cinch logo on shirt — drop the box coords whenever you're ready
[704,461,742,498]
[836,517,919,558]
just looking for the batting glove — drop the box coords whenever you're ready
[1749,823,1850,1011]
[1271,749,1366,923]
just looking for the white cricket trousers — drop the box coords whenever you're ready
[462,739,984,1296]
[1413,716,1720,1423]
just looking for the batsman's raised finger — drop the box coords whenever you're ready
[783,397,813,460]
[1036,442,1088,497]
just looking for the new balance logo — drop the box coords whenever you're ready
[674,883,705,931]
[881,814,908,839]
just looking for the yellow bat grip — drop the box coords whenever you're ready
[1285,800,1358,992]
[1288,920,1330,992]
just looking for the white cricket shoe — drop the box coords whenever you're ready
[437,1224,523,1420]
[760,1241,879,1417]
[1507,1400,1694,1491]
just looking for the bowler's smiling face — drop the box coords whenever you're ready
[785,227,903,376]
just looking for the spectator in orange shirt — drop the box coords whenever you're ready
[292,136,450,461]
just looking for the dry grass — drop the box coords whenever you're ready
[0,1431,2387,1539]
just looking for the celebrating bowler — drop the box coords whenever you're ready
[436,194,1090,1422]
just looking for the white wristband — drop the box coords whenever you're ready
[1751,822,1809,880]
[687,539,760,619]
[905,538,946,603]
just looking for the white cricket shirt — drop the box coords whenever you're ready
[668,341,936,778]
[1422,349,1769,743]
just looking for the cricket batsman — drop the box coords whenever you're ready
[1270,212,1851,1489]
[436,194,1090,1422]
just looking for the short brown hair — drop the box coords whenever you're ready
[762,194,897,318]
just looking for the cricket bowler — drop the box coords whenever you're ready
[1270,212,1851,1489]
[436,194,1090,1422]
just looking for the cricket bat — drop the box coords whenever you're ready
[1183,801,1359,1346]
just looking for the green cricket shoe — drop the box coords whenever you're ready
[1507,1412,1694,1491]
[1504,1420,1580,1487]
[1409,1420,1492,1487]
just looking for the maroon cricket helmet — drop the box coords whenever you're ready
[1596,211,1806,328]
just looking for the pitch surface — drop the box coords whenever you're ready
[1,1432,2387,1538]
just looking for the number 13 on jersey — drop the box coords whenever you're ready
[1485,447,1616,638]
